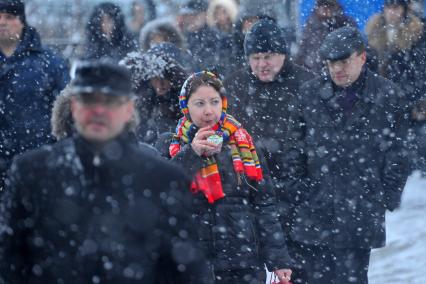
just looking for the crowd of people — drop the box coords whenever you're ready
[0,0,425,283]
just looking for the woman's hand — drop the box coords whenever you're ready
[191,126,222,157]
[274,268,292,284]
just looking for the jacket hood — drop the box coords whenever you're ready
[120,46,187,90]
[206,0,238,28]
[13,25,43,56]
[139,18,185,51]
[86,2,132,45]
[366,12,424,52]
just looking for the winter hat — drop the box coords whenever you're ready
[244,19,287,57]
[70,60,133,97]
[179,0,209,15]
[0,0,26,24]
[319,26,365,61]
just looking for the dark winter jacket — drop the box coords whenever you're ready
[169,143,293,273]
[223,62,315,223]
[385,30,426,107]
[285,69,410,249]
[0,25,69,189]
[185,25,222,71]
[407,99,426,172]
[84,2,137,62]
[295,6,357,74]
[0,134,210,283]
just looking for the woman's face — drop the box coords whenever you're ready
[150,77,171,97]
[101,14,114,39]
[188,85,222,128]
[214,6,231,29]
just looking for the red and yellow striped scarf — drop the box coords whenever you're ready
[169,114,263,203]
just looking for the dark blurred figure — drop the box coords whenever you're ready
[84,2,137,62]
[128,0,156,39]
[295,0,358,74]
[407,96,426,174]
[285,27,410,284]
[120,43,188,147]
[0,60,211,283]
[139,18,186,52]
[367,0,426,107]
[176,0,222,71]
[0,0,69,190]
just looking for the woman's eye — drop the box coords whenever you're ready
[195,102,204,107]
[211,100,220,105]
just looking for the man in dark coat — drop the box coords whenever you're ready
[223,18,315,240]
[0,0,69,190]
[0,61,211,283]
[285,27,410,284]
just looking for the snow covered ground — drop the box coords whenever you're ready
[265,172,426,284]
[369,171,426,284]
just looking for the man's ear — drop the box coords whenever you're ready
[124,100,135,122]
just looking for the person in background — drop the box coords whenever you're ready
[128,0,156,39]
[295,0,357,74]
[83,2,136,62]
[168,71,293,283]
[206,0,238,34]
[407,94,426,175]
[139,17,186,52]
[367,0,426,107]
[176,0,222,71]
[366,0,424,78]
[0,60,210,283]
[0,0,69,190]
[285,27,410,284]
[120,43,188,147]
[224,21,314,267]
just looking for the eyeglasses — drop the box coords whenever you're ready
[75,93,130,108]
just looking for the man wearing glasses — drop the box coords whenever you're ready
[0,61,211,283]
[284,27,410,283]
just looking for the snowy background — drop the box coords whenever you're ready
[369,171,426,284]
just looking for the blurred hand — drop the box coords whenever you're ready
[274,268,292,284]
[191,127,222,157]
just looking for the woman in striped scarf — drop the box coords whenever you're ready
[168,71,293,283]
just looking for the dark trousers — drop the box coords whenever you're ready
[288,240,371,284]
[215,269,266,284]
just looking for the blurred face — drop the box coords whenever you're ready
[249,52,285,82]
[188,86,222,128]
[384,5,405,26]
[214,6,231,30]
[0,12,24,43]
[177,13,206,32]
[241,17,258,34]
[317,5,334,19]
[150,77,171,97]
[71,92,134,143]
[326,51,366,87]
[101,14,114,39]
